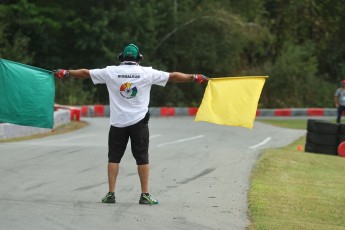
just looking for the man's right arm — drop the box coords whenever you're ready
[54,69,90,79]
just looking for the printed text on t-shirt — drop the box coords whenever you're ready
[118,75,140,78]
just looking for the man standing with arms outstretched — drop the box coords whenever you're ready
[54,43,208,204]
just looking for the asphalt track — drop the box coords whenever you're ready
[0,117,306,230]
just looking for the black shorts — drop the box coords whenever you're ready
[108,112,150,165]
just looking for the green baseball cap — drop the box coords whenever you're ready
[122,44,139,59]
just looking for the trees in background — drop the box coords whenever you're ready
[0,0,344,108]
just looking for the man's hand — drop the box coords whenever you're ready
[53,69,70,79]
[193,74,209,84]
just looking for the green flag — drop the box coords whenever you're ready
[0,59,55,129]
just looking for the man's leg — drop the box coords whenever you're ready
[102,126,128,203]
[338,106,345,123]
[102,162,118,203]
[130,114,158,204]
[337,106,342,123]
[138,164,149,193]
[138,163,158,204]
[129,114,150,193]
[108,163,119,193]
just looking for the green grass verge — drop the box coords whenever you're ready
[249,120,345,230]
[257,118,336,130]
[0,121,87,143]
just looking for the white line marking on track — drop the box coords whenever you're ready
[149,134,162,139]
[249,137,272,149]
[157,135,204,147]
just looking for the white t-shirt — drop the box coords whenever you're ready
[90,64,169,127]
[335,88,345,106]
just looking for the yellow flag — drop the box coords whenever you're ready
[195,76,268,129]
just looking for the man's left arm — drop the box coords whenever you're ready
[169,72,208,84]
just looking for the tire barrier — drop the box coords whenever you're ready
[55,104,81,121]
[53,104,345,157]
[70,108,81,121]
[306,132,338,146]
[64,106,203,117]
[76,105,109,117]
[94,104,105,117]
[53,109,71,128]
[305,119,342,156]
[256,108,337,117]
[66,106,339,118]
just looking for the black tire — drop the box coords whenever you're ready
[306,131,314,144]
[307,119,319,132]
[314,144,338,155]
[314,121,339,135]
[304,142,338,155]
[304,142,314,153]
[307,119,331,132]
[338,135,345,143]
[338,124,345,135]
[306,132,338,146]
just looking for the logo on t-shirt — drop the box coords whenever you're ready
[120,82,138,99]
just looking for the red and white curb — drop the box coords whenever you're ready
[0,109,70,140]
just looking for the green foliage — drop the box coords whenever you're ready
[0,4,33,63]
[0,28,33,64]
[261,42,334,107]
[55,78,98,105]
[0,0,343,107]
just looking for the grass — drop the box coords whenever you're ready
[248,119,345,230]
[257,118,336,130]
[0,121,87,143]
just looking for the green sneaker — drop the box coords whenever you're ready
[102,192,115,203]
[139,193,159,205]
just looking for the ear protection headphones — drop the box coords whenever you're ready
[117,43,143,63]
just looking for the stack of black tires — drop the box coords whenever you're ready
[305,119,345,156]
